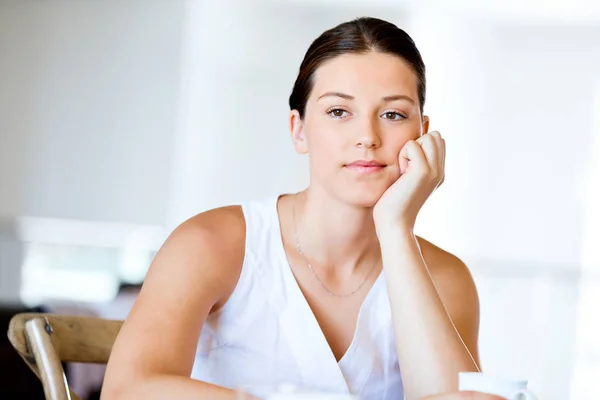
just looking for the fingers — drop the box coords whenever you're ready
[399,140,427,175]
[399,131,446,189]
[416,132,439,167]
[420,130,445,169]
[430,131,446,187]
[410,131,445,187]
[429,130,445,173]
[439,136,446,186]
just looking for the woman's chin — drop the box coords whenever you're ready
[337,187,386,208]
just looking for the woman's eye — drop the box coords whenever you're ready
[327,108,348,119]
[382,111,405,120]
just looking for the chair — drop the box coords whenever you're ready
[0,304,48,399]
[7,313,123,400]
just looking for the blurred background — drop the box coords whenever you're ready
[0,0,598,398]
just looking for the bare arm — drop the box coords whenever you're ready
[372,132,480,399]
[101,207,246,400]
[379,231,480,400]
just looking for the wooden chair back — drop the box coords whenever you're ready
[7,313,123,400]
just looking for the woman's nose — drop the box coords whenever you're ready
[355,119,381,149]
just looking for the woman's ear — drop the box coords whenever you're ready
[289,110,308,154]
[421,115,430,135]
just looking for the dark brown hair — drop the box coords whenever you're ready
[289,17,426,119]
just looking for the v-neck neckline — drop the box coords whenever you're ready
[270,195,383,371]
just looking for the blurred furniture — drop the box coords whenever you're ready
[0,305,49,399]
[7,313,123,400]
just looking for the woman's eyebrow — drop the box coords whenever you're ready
[381,94,415,104]
[317,92,415,105]
[317,92,354,101]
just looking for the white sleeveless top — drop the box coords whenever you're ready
[190,196,404,399]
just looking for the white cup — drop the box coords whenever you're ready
[459,372,538,400]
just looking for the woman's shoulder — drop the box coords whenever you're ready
[415,236,478,314]
[167,194,279,274]
[159,205,247,281]
[149,205,247,311]
[171,205,247,261]
[416,236,470,278]
[177,195,275,236]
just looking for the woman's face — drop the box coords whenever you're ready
[290,51,429,207]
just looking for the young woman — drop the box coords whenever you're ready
[102,17,502,400]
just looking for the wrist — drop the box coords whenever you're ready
[375,223,416,243]
[373,211,416,236]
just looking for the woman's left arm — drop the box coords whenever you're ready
[379,230,480,399]
[373,131,480,400]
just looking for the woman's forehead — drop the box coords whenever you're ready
[310,52,419,100]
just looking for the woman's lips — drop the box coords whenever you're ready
[344,160,386,174]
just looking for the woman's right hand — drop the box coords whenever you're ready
[420,392,506,400]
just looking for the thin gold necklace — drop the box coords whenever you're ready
[291,194,378,298]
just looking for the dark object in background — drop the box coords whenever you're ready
[0,303,53,399]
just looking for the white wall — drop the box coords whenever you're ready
[465,23,599,267]
[0,0,184,225]
[0,221,24,302]
[0,0,185,304]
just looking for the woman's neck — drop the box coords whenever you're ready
[287,187,381,275]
